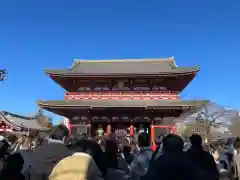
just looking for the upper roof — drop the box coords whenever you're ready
[45,57,200,77]
[0,111,51,131]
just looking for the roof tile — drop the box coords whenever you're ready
[45,58,199,76]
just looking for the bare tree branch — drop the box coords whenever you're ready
[0,69,7,81]
[228,115,240,137]
[35,108,53,128]
[185,102,238,140]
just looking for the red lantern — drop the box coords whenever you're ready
[130,124,134,136]
[68,124,72,136]
[172,126,177,134]
[152,143,156,151]
[106,124,111,136]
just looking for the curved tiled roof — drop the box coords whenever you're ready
[37,99,208,118]
[38,99,208,108]
[0,111,51,131]
[45,57,199,77]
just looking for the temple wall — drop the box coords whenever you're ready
[63,91,179,137]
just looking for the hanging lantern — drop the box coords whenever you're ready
[171,126,177,134]
[68,124,72,136]
[130,124,134,136]
[106,124,111,136]
[97,126,104,137]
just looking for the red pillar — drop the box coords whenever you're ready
[106,124,111,136]
[150,121,156,151]
[171,126,177,134]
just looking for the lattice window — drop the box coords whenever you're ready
[65,91,179,100]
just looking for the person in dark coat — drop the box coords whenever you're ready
[123,145,133,165]
[187,134,219,180]
[28,124,72,180]
[0,138,9,170]
[142,134,198,180]
[0,153,26,180]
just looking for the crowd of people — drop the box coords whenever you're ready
[0,124,239,180]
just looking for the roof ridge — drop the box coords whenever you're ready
[1,110,35,120]
[72,57,175,66]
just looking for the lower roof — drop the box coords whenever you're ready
[0,111,51,131]
[38,99,208,109]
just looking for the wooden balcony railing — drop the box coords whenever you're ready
[65,91,180,100]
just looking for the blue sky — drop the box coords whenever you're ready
[0,0,240,124]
